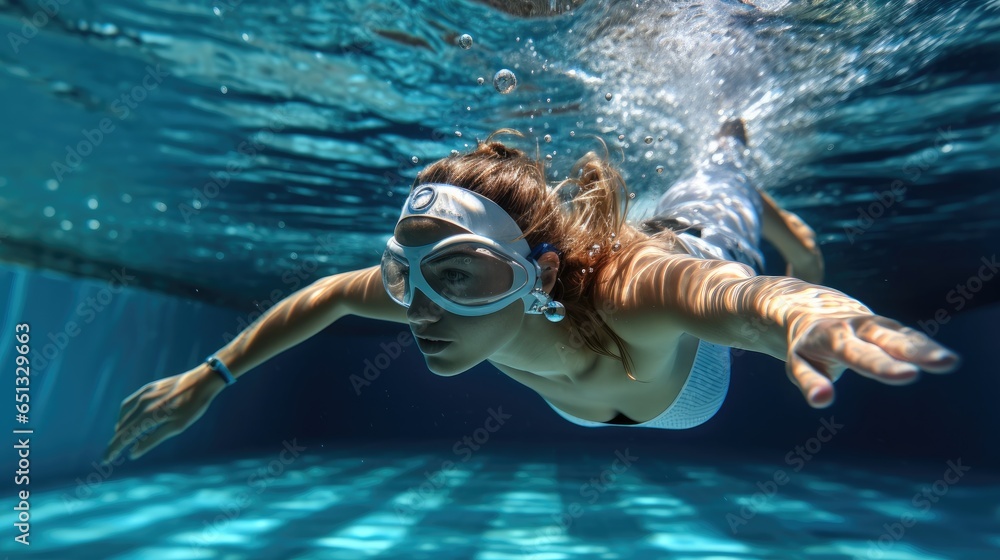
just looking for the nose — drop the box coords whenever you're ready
[407,288,443,324]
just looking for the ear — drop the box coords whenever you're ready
[536,251,560,294]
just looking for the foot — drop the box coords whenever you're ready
[759,190,825,284]
[718,118,749,145]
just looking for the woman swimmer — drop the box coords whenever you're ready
[103,122,959,461]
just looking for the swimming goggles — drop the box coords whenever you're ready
[381,183,565,319]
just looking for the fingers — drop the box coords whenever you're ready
[103,409,168,464]
[832,337,920,385]
[129,425,180,460]
[115,383,155,429]
[786,355,836,408]
[855,318,961,374]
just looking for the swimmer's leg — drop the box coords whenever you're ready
[644,118,824,282]
[759,189,825,283]
[643,119,766,273]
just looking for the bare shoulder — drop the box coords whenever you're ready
[591,243,750,347]
[591,244,687,347]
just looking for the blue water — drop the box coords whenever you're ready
[1,0,998,558]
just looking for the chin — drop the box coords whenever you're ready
[424,356,478,377]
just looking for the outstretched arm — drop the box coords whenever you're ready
[209,265,406,382]
[617,250,959,408]
[104,265,404,462]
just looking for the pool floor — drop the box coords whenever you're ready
[8,442,997,559]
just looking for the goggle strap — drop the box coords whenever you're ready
[528,242,562,261]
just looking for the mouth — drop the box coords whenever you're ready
[415,336,453,355]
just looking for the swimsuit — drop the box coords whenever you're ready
[544,339,731,429]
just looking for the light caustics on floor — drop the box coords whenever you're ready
[6,444,998,559]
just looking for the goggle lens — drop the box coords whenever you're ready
[380,241,529,310]
[422,243,519,305]
[380,250,410,305]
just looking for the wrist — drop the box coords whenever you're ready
[188,363,228,398]
[205,355,237,387]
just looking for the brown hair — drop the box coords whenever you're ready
[413,130,679,381]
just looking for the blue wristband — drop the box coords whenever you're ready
[206,356,237,386]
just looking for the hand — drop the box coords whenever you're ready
[103,366,226,464]
[786,314,960,408]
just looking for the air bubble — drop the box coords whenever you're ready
[605,93,613,101]
[545,154,552,161]
[612,242,621,252]
[493,69,517,94]
[618,134,625,141]
[644,136,653,144]
[455,131,462,137]
[43,206,55,217]
[543,134,552,143]
[411,156,419,164]
[477,77,485,85]
[628,193,636,199]
[458,34,473,49]
[87,198,99,209]
[451,149,460,157]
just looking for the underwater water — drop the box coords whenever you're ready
[1,0,998,558]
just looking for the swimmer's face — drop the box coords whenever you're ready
[393,217,526,376]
